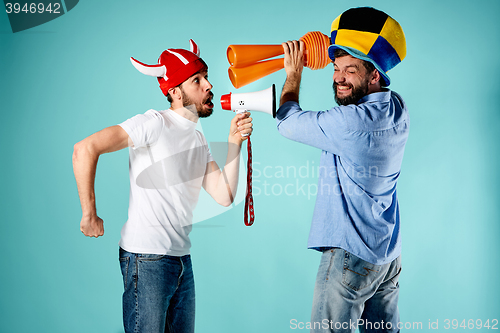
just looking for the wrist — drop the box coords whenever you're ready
[286,71,302,81]
[228,136,243,147]
[81,206,97,219]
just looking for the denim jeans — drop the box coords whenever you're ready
[311,248,401,333]
[119,248,195,333]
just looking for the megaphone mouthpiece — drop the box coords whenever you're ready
[220,93,232,111]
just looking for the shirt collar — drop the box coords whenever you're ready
[357,89,391,104]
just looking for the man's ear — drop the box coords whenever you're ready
[370,69,381,85]
[168,87,182,101]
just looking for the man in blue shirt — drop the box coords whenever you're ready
[277,8,409,332]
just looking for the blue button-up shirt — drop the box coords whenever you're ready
[277,90,409,265]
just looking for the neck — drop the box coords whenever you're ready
[170,103,199,123]
[367,82,383,95]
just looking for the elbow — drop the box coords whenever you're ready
[276,121,285,135]
[217,197,233,207]
[216,184,237,207]
[276,116,294,137]
[276,123,295,140]
[73,139,98,164]
[72,141,84,164]
[216,189,235,207]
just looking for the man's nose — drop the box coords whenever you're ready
[203,78,213,91]
[333,71,346,83]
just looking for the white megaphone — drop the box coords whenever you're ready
[220,84,276,119]
[220,85,276,227]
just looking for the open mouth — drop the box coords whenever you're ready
[335,83,353,96]
[204,93,214,108]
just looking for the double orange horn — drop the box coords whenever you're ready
[227,31,331,89]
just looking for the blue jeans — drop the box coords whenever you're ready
[119,248,195,333]
[311,248,401,333]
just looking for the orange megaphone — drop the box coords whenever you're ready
[227,31,331,89]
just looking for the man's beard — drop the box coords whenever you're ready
[181,89,214,118]
[333,79,369,106]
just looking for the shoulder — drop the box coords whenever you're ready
[360,89,407,113]
[194,129,208,143]
[338,90,407,131]
[121,109,165,129]
[389,91,408,115]
[118,109,166,147]
[140,109,165,124]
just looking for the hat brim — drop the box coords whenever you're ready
[328,45,391,87]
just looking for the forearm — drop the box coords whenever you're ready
[213,141,242,206]
[280,72,302,106]
[73,141,100,217]
[203,112,252,206]
[280,40,304,106]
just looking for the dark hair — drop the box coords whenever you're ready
[333,48,376,74]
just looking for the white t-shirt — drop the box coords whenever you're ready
[118,109,214,256]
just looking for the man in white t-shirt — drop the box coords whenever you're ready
[72,40,252,333]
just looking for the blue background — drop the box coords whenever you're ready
[1,0,499,332]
